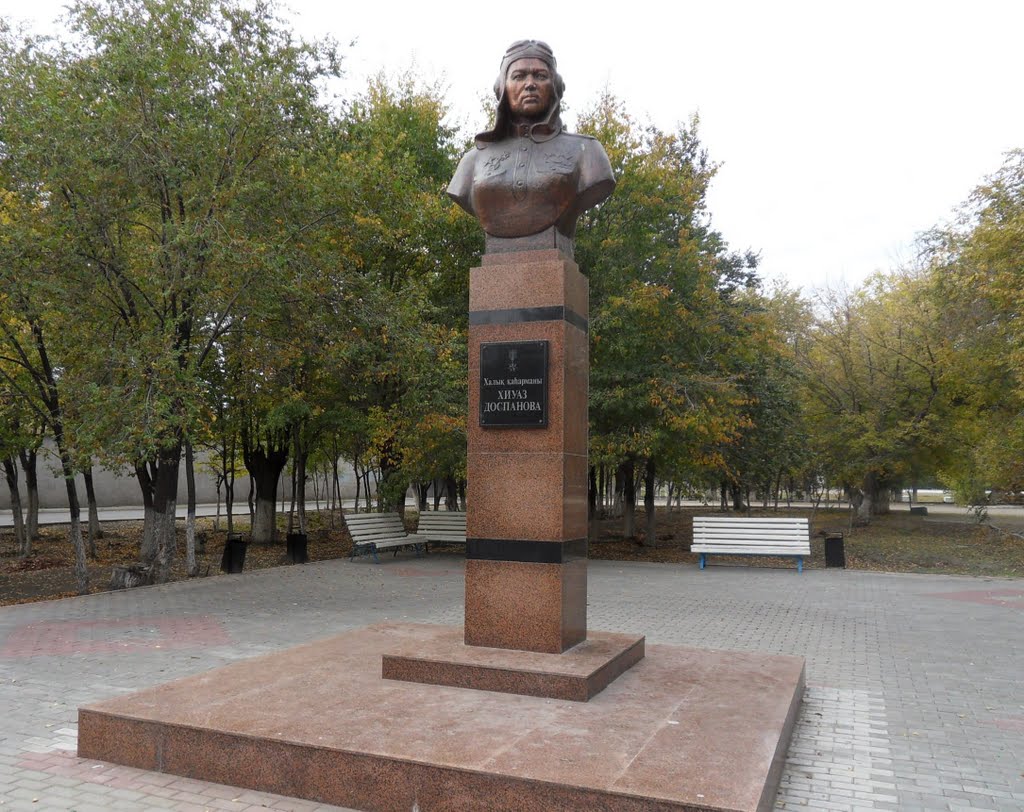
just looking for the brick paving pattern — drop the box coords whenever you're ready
[0,555,1021,810]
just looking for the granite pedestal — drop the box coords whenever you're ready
[77,250,806,811]
[78,622,806,812]
[466,249,589,653]
[382,624,645,701]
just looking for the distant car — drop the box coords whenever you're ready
[942,491,954,503]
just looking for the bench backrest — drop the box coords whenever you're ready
[417,512,467,531]
[344,512,409,542]
[693,516,809,544]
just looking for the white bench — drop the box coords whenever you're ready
[344,512,427,564]
[692,517,811,573]
[415,511,467,550]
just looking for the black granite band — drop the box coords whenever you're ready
[469,306,588,333]
[466,538,588,563]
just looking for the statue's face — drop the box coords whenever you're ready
[505,58,554,121]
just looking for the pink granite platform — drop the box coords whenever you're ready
[382,625,644,701]
[78,622,805,812]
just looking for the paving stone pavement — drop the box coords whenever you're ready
[0,554,1021,811]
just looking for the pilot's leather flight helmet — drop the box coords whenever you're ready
[477,39,564,144]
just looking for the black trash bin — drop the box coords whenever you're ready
[221,533,249,573]
[824,532,846,568]
[286,532,309,564]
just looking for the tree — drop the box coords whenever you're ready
[0,267,91,589]
[797,273,953,524]
[0,0,340,579]
[0,369,33,555]
[575,93,757,540]
[0,179,91,589]
[323,74,478,514]
[716,285,811,511]
[926,149,1024,500]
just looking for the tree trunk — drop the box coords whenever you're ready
[287,461,297,534]
[244,435,289,544]
[331,455,340,512]
[225,468,235,536]
[852,472,890,525]
[3,457,28,556]
[18,448,39,541]
[248,474,256,528]
[643,458,656,546]
[150,444,182,584]
[22,318,86,591]
[185,440,198,577]
[83,466,103,555]
[353,459,361,511]
[296,431,307,536]
[135,460,157,562]
[52,420,89,594]
[851,487,870,526]
[444,476,458,512]
[875,486,892,515]
[214,475,222,532]
[610,466,622,519]
[330,456,339,523]
[619,460,636,538]
[588,465,597,529]
[252,495,276,542]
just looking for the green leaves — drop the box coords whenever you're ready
[575,93,757,484]
[796,272,954,516]
[925,150,1024,497]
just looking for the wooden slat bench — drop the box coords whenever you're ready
[415,511,467,551]
[344,512,427,564]
[692,516,811,573]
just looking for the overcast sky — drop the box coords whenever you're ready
[5,0,1023,292]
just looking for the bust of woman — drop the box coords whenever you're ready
[447,40,615,256]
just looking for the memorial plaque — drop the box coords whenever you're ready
[480,341,548,428]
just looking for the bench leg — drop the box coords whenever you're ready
[797,556,803,574]
[699,553,706,570]
[351,544,381,564]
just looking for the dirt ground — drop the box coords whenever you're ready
[2,507,1022,607]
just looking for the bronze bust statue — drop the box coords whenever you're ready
[447,40,615,256]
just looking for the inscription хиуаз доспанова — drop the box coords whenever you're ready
[480,341,548,427]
